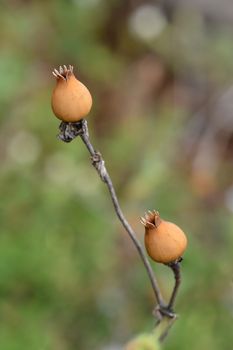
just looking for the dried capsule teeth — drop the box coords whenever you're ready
[59,66,63,74]
[140,217,147,226]
[147,220,156,229]
[54,69,62,77]
[54,69,66,80]
[153,210,159,216]
[52,71,58,77]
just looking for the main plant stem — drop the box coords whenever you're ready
[57,119,180,327]
[79,120,164,308]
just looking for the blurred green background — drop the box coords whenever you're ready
[0,0,233,349]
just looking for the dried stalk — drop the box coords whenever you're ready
[167,260,182,311]
[57,119,181,338]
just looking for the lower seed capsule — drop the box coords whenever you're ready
[140,211,187,263]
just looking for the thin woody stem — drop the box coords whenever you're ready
[156,261,181,342]
[57,119,182,339]
[166,261,181,311]
[57,119,164,308]
[79,120,165,307]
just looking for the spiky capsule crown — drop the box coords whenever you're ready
[52,65,74,81]
[140,210,162,229]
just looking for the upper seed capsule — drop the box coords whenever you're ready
[51,65,92,122]
[140,210,187,264]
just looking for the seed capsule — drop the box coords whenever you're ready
[51,65,92,122]
[141,211,187,264]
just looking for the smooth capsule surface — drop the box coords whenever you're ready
[51,65,92,122]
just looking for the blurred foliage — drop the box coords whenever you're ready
[0,0,233,349]
[125,330,160,350]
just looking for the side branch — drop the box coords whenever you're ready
[166,260,182,311]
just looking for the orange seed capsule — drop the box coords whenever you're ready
[140,211,187,264]
[51,65,92,123]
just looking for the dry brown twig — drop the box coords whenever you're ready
[57,119,183,341]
